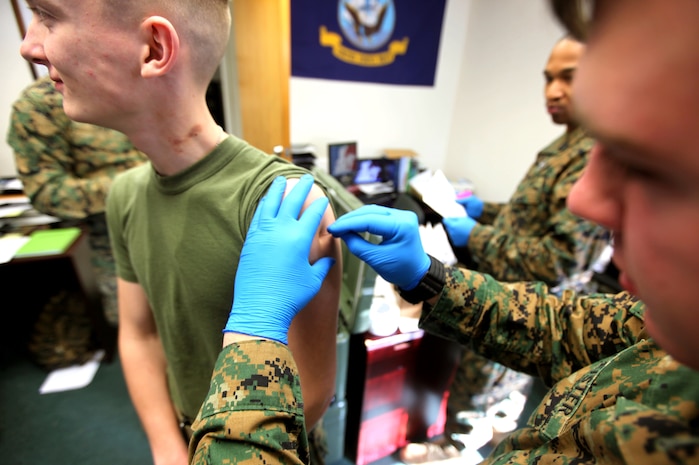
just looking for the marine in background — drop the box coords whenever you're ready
[400,36,614,463]
[7,75,148,324]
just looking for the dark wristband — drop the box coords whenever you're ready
[398,255,446,304]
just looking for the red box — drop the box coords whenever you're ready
[356,408,409,465]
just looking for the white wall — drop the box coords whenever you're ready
[0,0,567,201]
[1,1,36,177]
[291,0,566,202]
[290,0,471,174]
[443,0,566,201]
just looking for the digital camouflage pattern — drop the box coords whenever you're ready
[189,340,309,465]
[468,126,609,284]
[420,267,699,464]
[7,76,148,323]
[442,127,612,446]
[27,290,94,370]
[189,271,699,464]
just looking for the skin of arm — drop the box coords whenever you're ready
[283,179,342,427]
[117,279,190,465]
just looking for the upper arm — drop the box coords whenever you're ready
[117,278,157,341]
[283,179,343,426]
[284,179,341,269]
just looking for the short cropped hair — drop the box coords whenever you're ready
[550,0,593,41]
[101,0,231,85]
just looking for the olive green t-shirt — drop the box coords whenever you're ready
[107,135,312,418]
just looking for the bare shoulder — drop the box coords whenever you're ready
[283,177,329,201]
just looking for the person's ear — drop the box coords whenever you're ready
[139,16,179,78]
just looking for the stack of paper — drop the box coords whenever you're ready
[419,223,458,266]
[0,234,31,264]
[408,169,466,219]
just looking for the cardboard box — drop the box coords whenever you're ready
[382,148,418,159]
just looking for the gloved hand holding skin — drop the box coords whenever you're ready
[443,215,477,247]
[457,194,484,219]
[327,205,430,291]
[224,174,336,344]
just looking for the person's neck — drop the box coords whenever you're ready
[126,110,225,176]
[565,122,579,135]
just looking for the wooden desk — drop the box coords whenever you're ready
[0,229,116,362]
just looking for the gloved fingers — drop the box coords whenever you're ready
[456,195,483,218]
[458,194,481,203]
[329,204,392,223]
[442,219,462,242]
[444,216,475,228]
[287,196,330,260]
[456,195,472,207]
[442,216,475,247]
[329,213,393,239]
[298,196,329,240]
[310,256,336,285]
[255,176,288,225]
[279,174,316,220]
[329,206,418,239]
[337,231,377,260]
[443,216,460,231]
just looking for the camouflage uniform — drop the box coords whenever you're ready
[189,340,309,465]
[191,273,699,464]
[441,127,612,445]
[465,127,609,283]
[419,268,699,464]
[6,76,148,324]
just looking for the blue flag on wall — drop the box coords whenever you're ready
[291,0,447,87]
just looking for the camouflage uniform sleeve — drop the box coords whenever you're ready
[189,340,309,465]
[419,266,646,386]
[465,132,605,284]
[467,208,607,284]
[477,201,503,225]
[6,77,145,220]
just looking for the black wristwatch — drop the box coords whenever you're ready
[398,255,446,304]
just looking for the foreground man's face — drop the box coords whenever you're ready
[566,0,699,370]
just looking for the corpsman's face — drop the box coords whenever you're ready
[20,0,141,130]
[566,0,699,370]
[544,37,585,128]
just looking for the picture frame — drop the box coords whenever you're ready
[328,141,358,186]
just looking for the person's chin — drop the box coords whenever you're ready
[63,107,94,126]
[642,309,665,352]
[549,114,568,126]
[62,105,81,122]
[618,271,638,296]
[643,308,699,370]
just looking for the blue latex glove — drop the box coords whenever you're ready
[456,194,484,219]
[224,174,336,344]
[443,215,477,247]
[327,205,430,291]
